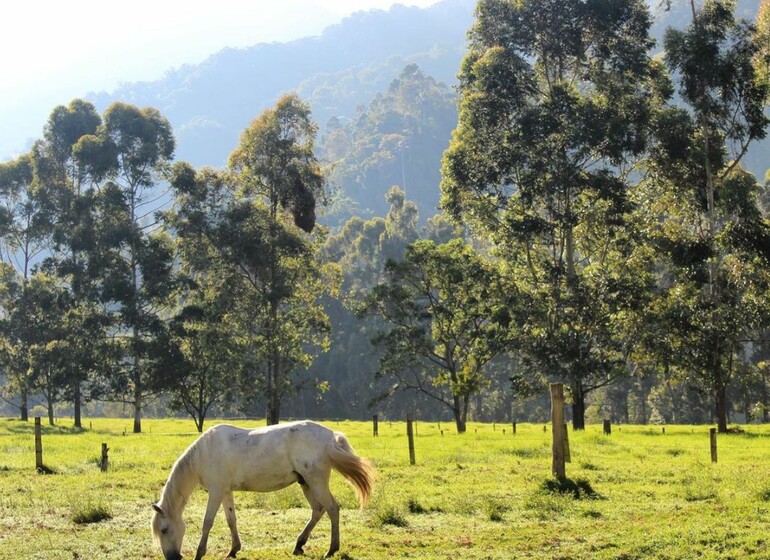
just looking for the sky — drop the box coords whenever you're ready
[0,0,442,160]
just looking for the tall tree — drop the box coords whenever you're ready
[38,99,106,429]
[74,102,177,433]
[170,94,332,425]
[643,0,770,432]
[0,150,55,420]
[164,277,241,433]
[441,0,660,428]
[364,239,509,433]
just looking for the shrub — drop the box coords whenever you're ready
[72,500,112,524]
[759,487,770,502]
[483,499,508,522]
[541,477,599,500]
[375,505,408,527]
[407,498,427,514]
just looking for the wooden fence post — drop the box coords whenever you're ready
[406,413,416,466]
[710,428,717,463]
[603,419,612,435]
[372,415,379,437]
[100,443,110,472]
[512,421,517,435]
[34,417,43,472]
[550,383,566,479]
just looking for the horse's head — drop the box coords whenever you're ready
[151,503,185,560]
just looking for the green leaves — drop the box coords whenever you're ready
[364,238,510,432]
[229,93,323,233]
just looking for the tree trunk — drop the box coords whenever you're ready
[763,367,769,423]
[20,386,29,422]
[47,400,55,426]
[571,379,586,430]
[73,381,82,429]
[266,362,281,425]
[453,395,467,434]
[132,323,143,433]
[715,383,728,433]
[133,386,142,434]
[266,392,281,425]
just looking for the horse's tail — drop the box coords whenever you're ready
[327,432,375,508]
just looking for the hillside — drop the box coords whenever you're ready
[88,0,476,168]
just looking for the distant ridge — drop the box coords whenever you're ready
[88,0,476,168]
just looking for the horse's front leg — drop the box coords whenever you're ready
[195,489,223,560]
[222,492,242,558]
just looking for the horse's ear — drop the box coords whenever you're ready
[152,503,164,515]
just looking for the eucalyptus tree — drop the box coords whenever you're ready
[36,99,108,428]
[363,238,509,433]
[164,274,242,433]
[165,165,246,431]
[72,101,177,433]
[441,0,661,428]
[169,94,333,425]
[0,154,50,420]
[640,0,770,432]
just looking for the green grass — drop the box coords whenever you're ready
[1,418,770,559]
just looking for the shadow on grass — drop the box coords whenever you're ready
[1,419,88,436]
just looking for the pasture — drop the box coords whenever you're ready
[1,418,769,559]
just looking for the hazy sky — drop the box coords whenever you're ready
[0,0,441,159]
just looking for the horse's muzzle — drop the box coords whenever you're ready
[164,552,182,560]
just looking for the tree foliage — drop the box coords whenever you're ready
[640,0,770,432]
[441,0,661,429]
[363,238,509,433]
[169,94,335,426]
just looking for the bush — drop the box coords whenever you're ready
[72,500,112,524]
[374,505,408,527]
[541,477,599,499]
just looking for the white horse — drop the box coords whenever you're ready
[151,420,374,560]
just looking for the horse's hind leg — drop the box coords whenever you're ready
[223,492,242,558]
[320,491,341,558]
[303,480,340,558]
[294,484,325,555]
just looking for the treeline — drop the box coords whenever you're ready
[2,0,770,435]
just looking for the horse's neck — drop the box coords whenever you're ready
[160,447,200,516]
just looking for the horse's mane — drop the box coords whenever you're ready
[158,438,202,515]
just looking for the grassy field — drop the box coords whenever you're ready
[1,417,769,560]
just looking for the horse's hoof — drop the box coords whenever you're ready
[293,547,304,556]
[324,549,339,558]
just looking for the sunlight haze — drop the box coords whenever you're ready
[0,0,441,159]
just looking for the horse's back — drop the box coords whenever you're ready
[194,421,338,492]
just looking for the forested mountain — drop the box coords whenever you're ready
[87,0,475,170]
[318,64,458,222]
